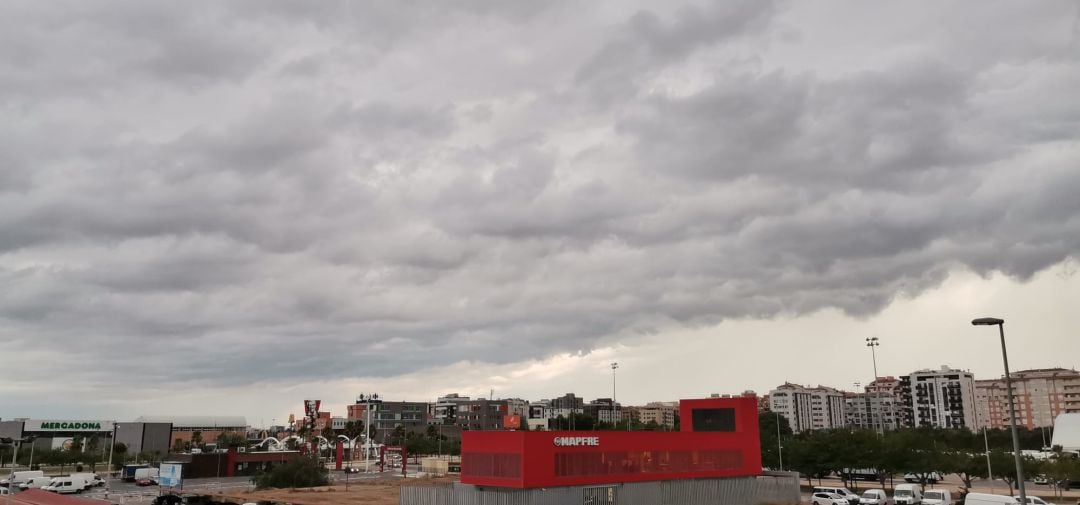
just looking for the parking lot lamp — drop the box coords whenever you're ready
[972,317,1025,505]
[865,337,883,434]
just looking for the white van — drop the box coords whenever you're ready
[861,489,893,505]
[2,470,45,487]
[894,484,923,505]
[43,476,88,494]
[70,473,104,489]
[923,489,953,505]
[815,486,861,505]
[18,476,56,490]
[964,494,1020,505]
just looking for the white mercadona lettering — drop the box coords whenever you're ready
[553,436,599,447]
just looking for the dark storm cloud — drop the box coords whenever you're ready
[2,0,1080,403]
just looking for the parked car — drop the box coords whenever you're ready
[814,486,861,505]
[894,484,923,505]
[136,478,157,487]
[814,493,853,505]
[0,487,10,496]
[860,489,893,505]
[923,489,953,505]
[964,493,1020,505]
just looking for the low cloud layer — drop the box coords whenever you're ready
[2,1,1080,414]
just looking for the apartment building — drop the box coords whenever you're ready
[526,400,551,431]
[768,383,846,432]
[431,393,474,424]
[549,393,585,418]
[454,398,509,431]
[900,366,976,430]
[585,398,621,424]
[844,391,899,431]
[638,402,678,429]
[974,368,1080,430]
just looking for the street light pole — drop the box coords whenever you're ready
[611,362,622,431]
[866,337,883,435]
[6,439,19,505]
[973,317,1026,504]
[776,410,784,471]
[105,423,116,502]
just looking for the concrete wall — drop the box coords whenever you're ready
[401,474,801,505]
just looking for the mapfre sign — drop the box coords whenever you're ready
[553,436,599,447]
[25,420,114,432]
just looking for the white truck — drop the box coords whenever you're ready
[18,476,56,490]
[1,470,45,487]
[134,467,160,483]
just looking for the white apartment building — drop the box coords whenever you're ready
[900,366,976,430]
[638,402,678,429]
[768,383,846,432]
[974,368,1080,430]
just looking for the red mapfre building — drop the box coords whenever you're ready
[461,397,761,489]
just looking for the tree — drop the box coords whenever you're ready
[344,421,364,442]
[191,431,203,448]
[942,451,990,498]
[1043,455,1080,497]
[254,456,328,489]
[759,412,793,471]
[786,431,835,486]
[215,432,250,450]
[988,450,1035,495]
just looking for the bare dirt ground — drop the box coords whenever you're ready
[209,476,457,505]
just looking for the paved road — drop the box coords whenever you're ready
[801,476,1080,504]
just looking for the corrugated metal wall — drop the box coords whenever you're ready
[401,473,801,505]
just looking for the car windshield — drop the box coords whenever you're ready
[896,490,913,497]
[925,492,943,500]
[863,492,881,499]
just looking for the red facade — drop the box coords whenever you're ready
[461,397,761,488]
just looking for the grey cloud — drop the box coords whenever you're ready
[575,1,777,103]
[2,1,1080,414]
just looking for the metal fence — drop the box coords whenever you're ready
[401,473,801,505]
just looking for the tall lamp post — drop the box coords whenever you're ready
[776,409,784,471]
[611,362,620,430]
[866,337,883,435]
[972,317,1026,505]
[358,393,378,473]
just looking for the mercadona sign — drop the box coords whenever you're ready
[25,420,114,432]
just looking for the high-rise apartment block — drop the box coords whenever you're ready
[900,366,976,429]
[975,368,1080,430]
[768,383,846,432]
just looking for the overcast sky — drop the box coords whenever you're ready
[2,1,1080,425]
